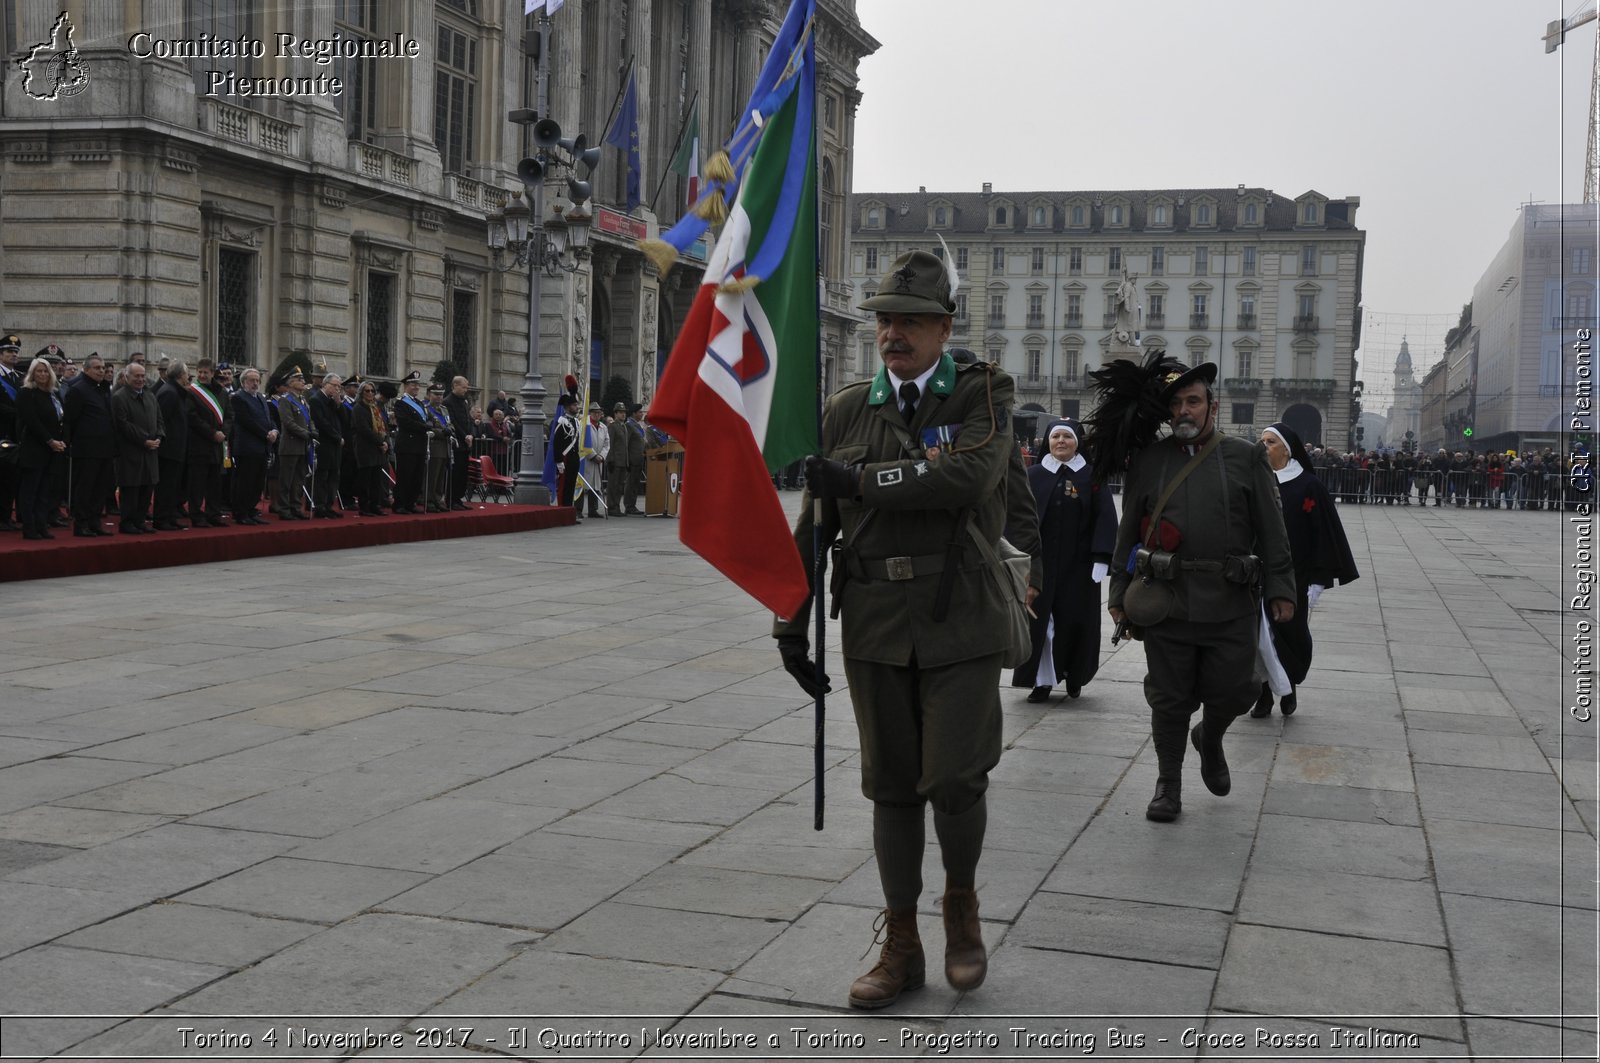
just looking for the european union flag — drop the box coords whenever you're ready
[604,69,640,213]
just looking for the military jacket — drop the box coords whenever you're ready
[1108,433,1295,622]
[776,353,1015,667]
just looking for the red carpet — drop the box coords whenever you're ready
[0,504,576,583]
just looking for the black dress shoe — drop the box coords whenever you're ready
[152,522,184,532]
[1280,688,1298,716]
[47,516,68,528]
[74,526,97,538]
[1066,683,1082,699]
[1190,722,1232,796]
[0,521,19,532]
[1249,682,1273,718]
[1146,781,1182,822]
[449,503,468,511]
[22,530,44,540]
[1025,686,1051,703]
[92,526,112,536]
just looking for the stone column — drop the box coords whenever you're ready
[550,0,584,134]
[626,0,652,207]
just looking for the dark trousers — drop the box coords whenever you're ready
[154,459,187,524]
[71,456,115,527]
[558,457,578,507]
[0,461,18,523]
[17,464,51,534]
[357,464,386,513]
[118,483,153,529]
[395,451,425,510]
[187,461,224,520]
[313,443,343,512]
[232,454,266,517]
[1140,614,1258,785]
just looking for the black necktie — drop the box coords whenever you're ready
[899,381,919,424]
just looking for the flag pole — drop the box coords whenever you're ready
[808,38,826,833]
[599,55,635,148]
[649,89,699,214]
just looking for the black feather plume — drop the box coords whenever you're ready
[1081,349,1184,483]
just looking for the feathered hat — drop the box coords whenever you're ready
[1080,348,1216,483]
[264,349,316,393]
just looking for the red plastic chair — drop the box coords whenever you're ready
[472,455,515,503]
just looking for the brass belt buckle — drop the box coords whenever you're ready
[885,556,914,581]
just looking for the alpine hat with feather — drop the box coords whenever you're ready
[859,249,956,317]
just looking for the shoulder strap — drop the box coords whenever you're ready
[1145,433,1221,548]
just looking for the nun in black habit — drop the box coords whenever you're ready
[1012,418,1118,702]
[1251,421,1360,717]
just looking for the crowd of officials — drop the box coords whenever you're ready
[0,336,541,538]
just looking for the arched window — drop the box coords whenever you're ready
[995,206,1008,225]
[1032,206,1046,225]
[935,207,947,226]
[866,206,881,227]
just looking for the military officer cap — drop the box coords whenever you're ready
[859,249,957,316]
[0,335,19,352]
[284,368,305,382]
[342,374,361,388]
[401,370,422,385]
[427,382,445,395]
[559,393,579,409]
[36,343,65,361]
[627,403,643,414]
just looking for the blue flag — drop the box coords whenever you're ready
[604,69,641,212]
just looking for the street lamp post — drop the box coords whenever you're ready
[495,11,600,506]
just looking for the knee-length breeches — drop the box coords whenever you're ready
[843,652,1004,814]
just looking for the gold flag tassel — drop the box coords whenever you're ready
[716,274,761,295]
[639,238,679,277]
[702,149,734,184]
[692,184,729,224]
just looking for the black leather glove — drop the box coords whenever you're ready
[777,635,832,698]
[805,455,862,499]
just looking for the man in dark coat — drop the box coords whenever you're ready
[390,370,430,513]
[183,358,231,527]
[308,372,346,518]
[109,361,164,533]
[153,361,192,530]
[776,251,1014,1009]
[62,354,116,536]
[1106,362,1295,824]
[228,368,276,524]
[444,376,474,510]
[624,403,648,514]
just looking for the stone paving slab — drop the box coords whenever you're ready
[0,499,1593,1052]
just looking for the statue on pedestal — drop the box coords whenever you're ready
[1109,268,1140,360]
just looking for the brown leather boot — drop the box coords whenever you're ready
[848,908,924,1009]
[942,886,987,990]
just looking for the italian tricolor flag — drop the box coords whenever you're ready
[650,18,817,620]
[669,100,701,209]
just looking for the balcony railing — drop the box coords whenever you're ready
[1236,313,1257,330]
[1145,314,1165,329]
[952,316,970,334]
[1020,376,1047,391]
[1273,377,1336,394]
[1056,374,1082,390]
[1294,315,1320,333]
[1190,314,1209,330]
[1552,315,1595,329]
[1064,314,1083,329]
[1223,377,1263,393]
[352,142,418,188]
[201,99,298,156]
[1026,314,1046,329]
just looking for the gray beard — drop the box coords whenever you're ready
[1173,421,1201,441]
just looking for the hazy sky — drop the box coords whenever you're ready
[849,0,1594,398]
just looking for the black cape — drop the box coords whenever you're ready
[1269,465,1360,684]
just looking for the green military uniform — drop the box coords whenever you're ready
[777,350,1013,891]
[1108,432,1295,804]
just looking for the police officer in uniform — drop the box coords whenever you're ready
[1100,359,1295,823]
[775,250,1015,1009]
[391,370,430,513]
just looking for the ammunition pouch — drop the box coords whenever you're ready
[1135,547,1179,581]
